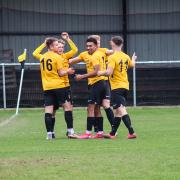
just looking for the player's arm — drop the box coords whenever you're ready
[100,48,114,56]
[97,56,115,76]
[58,68,75,76]
[69,51,86,65]
[56,56,75,76]
[75,55,100,81]
[106,49,114,56]
[61,32,78,59]
[97,66,114,76]
[75,64,100,81]
[32,41,46,60]
[69,56,82,65]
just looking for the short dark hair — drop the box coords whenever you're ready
[111,36,124,46]
[86,37,98,45]
[45,37,59,48]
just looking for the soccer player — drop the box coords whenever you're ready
[69,37,114,139]
[33,37,78,139]
[88,35,114,131]
[58,32,78,87]
[97,36,137,139]
[51,32,78,138]
[33,33,78,138]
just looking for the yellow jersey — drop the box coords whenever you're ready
[78,50,105,85]
[33,39,78,88]
[98,48,108,80]
[33,45,66,90]
[60,56,70,87]
[108,51,133,90]
[60,39,78,87]
[39,51,66,90]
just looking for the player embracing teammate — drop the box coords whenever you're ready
[33,33,79,140]
[33,33,137,140]
[69,37,115,139]
[98,36,137,139]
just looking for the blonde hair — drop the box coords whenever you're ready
[88,35,101,41]
[58,39,66,45]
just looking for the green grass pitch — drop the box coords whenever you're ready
[0,108,180,180]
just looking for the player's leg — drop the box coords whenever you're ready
[119,105,136,139]
[79,85,95,139]
[103,89,122,139]
[108,106,122,137]
[101,80,114,129]
[61,87,78,138]
[62,101,77,138]
[102,99,114,128]
[51,99,59,139]
[44,90,55,140]
[118,89,136,138]
[52,110,56,139]
[86,103,95,136]
[106,89,136,139]
[94,105,103,133]
[90,81,105,138]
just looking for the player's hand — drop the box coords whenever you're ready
[67,68,75,75]
[61,32,70,40]
[75,74,83,81]
[97,71,104,76]
[44,38,50,45]
[68,59,73,65]
[132,52,137,61]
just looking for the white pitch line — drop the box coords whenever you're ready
[0,114,17,127]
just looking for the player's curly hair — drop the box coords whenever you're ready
[86,37,98,45]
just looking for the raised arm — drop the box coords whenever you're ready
[32,41,46,60]
[61,32,78,59]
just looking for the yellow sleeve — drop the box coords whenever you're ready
[32,43,46,60]
[77,52,85,61]
[64,39,78,59]
[108,56,115,69]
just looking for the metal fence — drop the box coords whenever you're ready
[1,61,180,109]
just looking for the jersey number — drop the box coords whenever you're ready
[119,60,128,72]
[41,59,52,71]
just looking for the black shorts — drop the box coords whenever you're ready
[44,87,72,110]
[88,80,110,105]
[111,88,128,109]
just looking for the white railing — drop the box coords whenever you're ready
[1,60,180,108]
